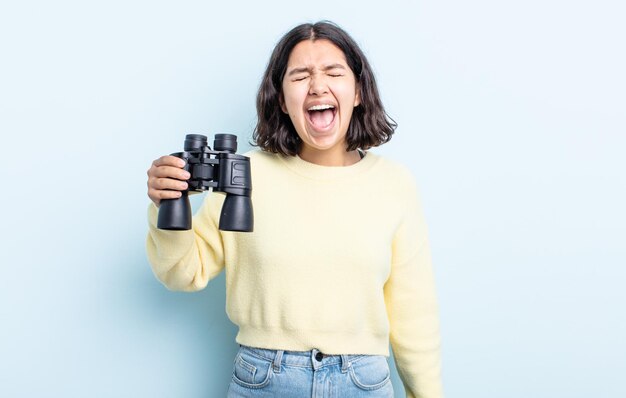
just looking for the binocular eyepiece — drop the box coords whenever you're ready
[157,134,254,232]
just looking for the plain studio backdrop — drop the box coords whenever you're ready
[1,1,624,397]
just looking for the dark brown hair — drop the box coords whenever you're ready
[251,21,397,156]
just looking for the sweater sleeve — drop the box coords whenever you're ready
[145,192,226,292]
[384,177,444,398]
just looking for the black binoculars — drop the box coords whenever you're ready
[157,134,253,232]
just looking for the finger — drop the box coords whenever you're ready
[151,165,191,180]
[150,177,189,191]
[153,155,186,168]
[148,188,183,204]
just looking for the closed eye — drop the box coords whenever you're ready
[293,76,309,82]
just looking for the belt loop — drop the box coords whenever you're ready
[311,349,320,370]
[340,355,350,373]
[273,350,284,373]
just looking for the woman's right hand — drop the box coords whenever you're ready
[146,155,191,207]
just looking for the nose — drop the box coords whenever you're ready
[308,73,328,96]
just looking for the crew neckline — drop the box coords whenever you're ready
[277,150,379,181]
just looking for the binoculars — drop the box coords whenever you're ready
[157,134,253,232]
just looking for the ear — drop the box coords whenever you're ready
[279,93,288,114]
[354,83,361,107]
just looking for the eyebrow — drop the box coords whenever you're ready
[286,63,347,77]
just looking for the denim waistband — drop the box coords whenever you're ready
[239,345,368,372]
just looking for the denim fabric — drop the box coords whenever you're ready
[227,345,394,398]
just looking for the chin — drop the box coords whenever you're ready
[305,136,343,151]
[304,129,344,146]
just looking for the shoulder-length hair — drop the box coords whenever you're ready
[252,21,397,156]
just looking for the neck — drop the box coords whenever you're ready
[298,144,362,166]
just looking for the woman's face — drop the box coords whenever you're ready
[281,39,360,158]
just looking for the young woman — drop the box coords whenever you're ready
[146,21,443,398]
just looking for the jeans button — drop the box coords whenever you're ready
[315,352,324,361]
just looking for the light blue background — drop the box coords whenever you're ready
[1,1,624,397]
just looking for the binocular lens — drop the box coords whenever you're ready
[214,134,237,153]
[184,134,208,151]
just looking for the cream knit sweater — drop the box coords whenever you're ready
[146,149,443,398]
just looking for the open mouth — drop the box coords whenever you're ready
[306,104,337,131]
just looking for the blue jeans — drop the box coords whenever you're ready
[227,345,394,398]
